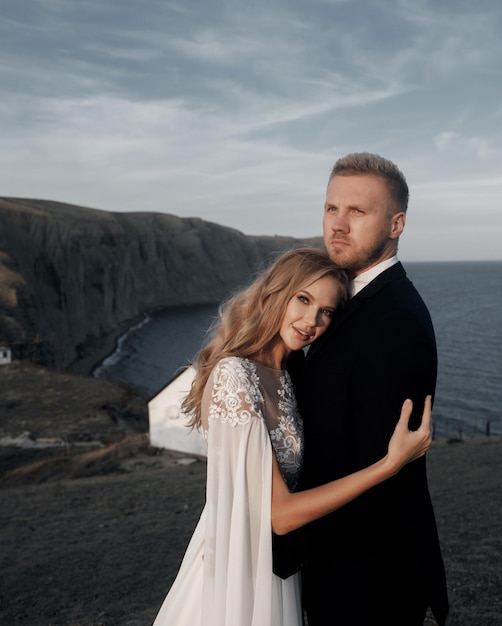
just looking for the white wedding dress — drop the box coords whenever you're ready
[152,356,304,626]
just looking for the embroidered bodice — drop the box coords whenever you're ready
[201,356,304,490]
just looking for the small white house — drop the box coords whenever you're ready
[148,366,207,457]
[0,346,12,365]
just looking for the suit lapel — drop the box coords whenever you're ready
[353,261,406,300]
[306,262,407,359]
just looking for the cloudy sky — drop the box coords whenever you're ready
[1,0,501,261]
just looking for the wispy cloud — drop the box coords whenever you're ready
[435,132,461,152]
[0,0,501,260]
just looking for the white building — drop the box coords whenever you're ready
[0,346,12,365]
[148,366,206,457]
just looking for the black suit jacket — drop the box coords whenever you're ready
[275,262,448,625]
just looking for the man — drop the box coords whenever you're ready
[294,153,448,625]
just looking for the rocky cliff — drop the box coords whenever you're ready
[0,198,322,373]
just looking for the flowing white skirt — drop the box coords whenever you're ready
[152,507,302,626]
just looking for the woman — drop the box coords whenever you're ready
[152,248,432,626]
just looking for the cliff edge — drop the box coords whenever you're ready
[0,198,321,372]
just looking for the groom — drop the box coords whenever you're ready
[280,153,449,625]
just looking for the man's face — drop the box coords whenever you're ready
[323,174,405,276]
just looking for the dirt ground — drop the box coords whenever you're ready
[1,362,501,625]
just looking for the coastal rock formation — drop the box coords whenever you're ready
[0,198,321,372]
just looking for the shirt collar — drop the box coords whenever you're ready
[349,256,399,298]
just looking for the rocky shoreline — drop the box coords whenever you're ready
[1,363,501,625]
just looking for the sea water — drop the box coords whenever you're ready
[94,261,502,439]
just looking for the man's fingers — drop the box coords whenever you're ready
[398,398,413,429]
[419,395,433,435]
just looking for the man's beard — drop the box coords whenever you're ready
[326,234,390,277]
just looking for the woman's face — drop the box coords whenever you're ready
[278,275,342,353]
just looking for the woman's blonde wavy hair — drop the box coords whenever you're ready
[182,247,348,429]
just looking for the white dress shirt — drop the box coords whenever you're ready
[349,256,399,298]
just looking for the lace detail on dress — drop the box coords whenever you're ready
[206,357,304,491]
[268,373,304,488]
[208,357,264,426]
